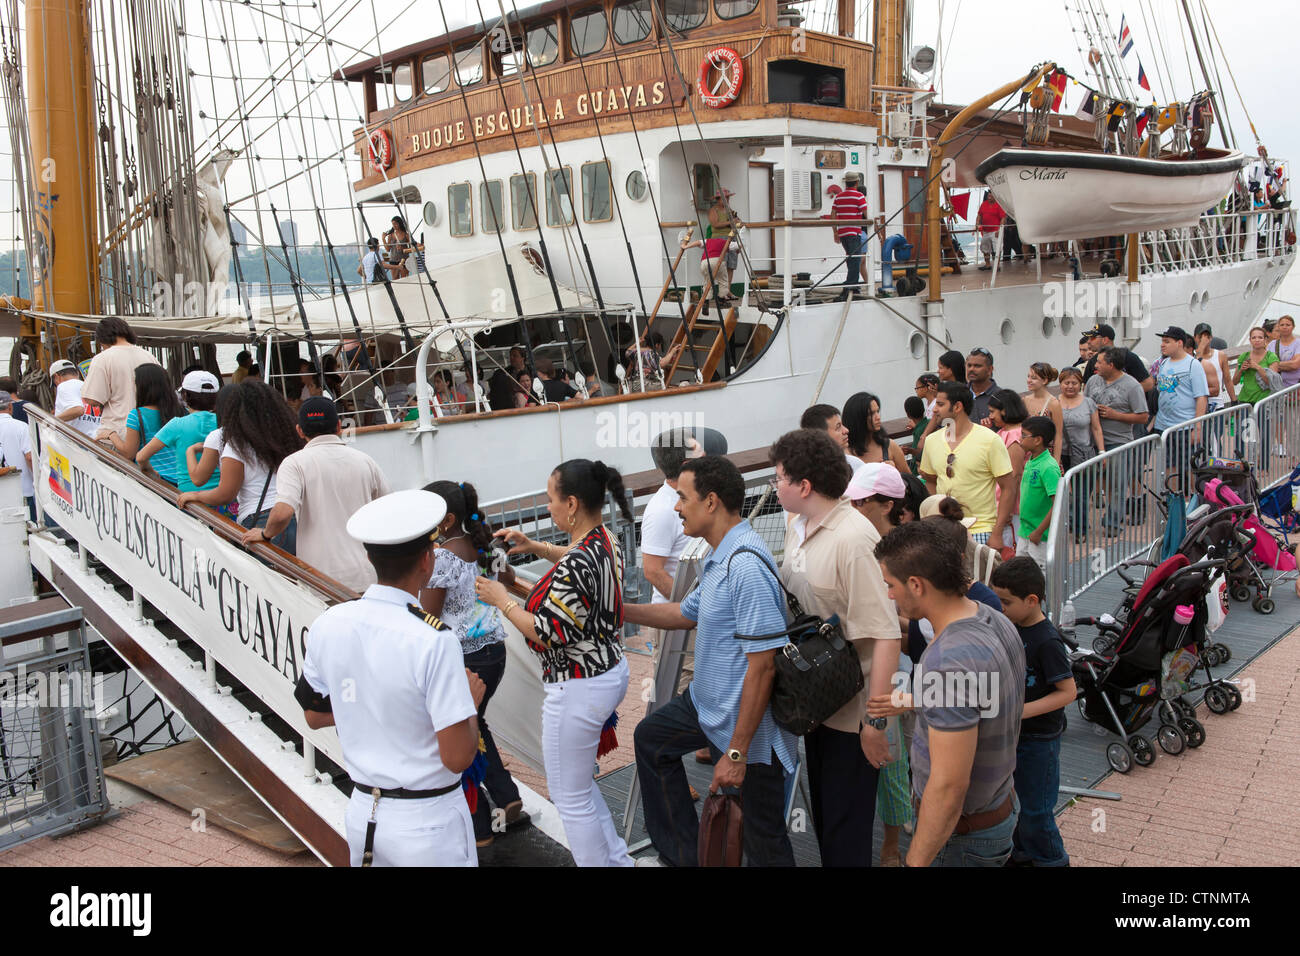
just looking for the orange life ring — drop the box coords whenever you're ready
[699,47,743,109]
[369,129,393,174]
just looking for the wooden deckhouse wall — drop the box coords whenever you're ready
[343,0,876,188]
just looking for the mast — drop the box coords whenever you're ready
[26,0,99,315]
[872,0,908,90]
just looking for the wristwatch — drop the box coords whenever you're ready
[725,748,746,764]
[863,716,888,731]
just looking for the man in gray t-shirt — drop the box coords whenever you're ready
[1085,347,1149,449]
[870,521,1025,867]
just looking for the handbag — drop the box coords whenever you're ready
[727,547,864,736]
[697,792,743,867]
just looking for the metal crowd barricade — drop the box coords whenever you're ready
[1251,384,1300,491]
[1158,402,1255,495]
[0,603,111,851]
[1045,434,1163,615]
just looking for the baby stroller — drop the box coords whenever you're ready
[1196,475,1297,614]
[1258,461,1300,537]
[1064,554,1236,773]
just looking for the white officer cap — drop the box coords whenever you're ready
[347,489,448,557]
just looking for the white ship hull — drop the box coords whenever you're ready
[355,253,1293,502]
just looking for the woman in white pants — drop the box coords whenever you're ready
[478,458,635,867]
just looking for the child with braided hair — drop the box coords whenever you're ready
[419,479,522,847]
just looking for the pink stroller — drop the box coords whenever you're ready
[1198,476,1297,614]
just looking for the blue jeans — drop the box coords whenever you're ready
[240,508,297,555]
[463,641,521,840]
[633,688,795,867]
[840,234,864,290]
[1012,736,1069,866]
[928,792,1020,867]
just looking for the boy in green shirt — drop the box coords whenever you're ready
[1017,416,1059,572]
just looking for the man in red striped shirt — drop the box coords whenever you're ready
[829,174,868,300]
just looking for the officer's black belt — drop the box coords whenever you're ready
[353,781,460,799]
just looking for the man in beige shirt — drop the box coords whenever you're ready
[771,428,900,867]
[240,397,390,592]
[80,317,160,443]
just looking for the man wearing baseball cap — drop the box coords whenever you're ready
[1082,323,1152,392]
[241,396,390,592]
[50,359,100,438]
[0,390,35,520]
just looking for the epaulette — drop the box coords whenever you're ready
[407,603,452,631]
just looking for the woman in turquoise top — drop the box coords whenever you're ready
[108,363,185,484]
[137,371,221,494]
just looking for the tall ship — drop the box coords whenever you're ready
[0,0,1292,864]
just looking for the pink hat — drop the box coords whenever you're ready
[846,463,907,501]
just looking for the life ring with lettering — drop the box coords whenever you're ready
[368,129,394,174]
[699,47,743,109]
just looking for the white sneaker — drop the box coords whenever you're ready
[634,855,666,867]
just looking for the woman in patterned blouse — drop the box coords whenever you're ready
[419,479,521,848]
[476,459,634,867]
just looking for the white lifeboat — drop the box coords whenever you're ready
[975,147,1246,243]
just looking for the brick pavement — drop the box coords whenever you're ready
[0,792,321,868]
[1057,623,1300,867]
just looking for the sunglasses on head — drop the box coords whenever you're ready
[969,348,993,359]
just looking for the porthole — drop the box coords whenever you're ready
[1042,315,1056,338]
[1000,319,1015,345]
[1060,314,1073,336]
[423,201,439,227]
[1200,290,1210,311]
[1189,291,1199,311]
[626,169,649,201]
[909,332,925,359]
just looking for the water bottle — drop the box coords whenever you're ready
[1059,599,1076,645]
[885,715,903,764]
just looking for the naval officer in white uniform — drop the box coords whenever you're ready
[296,488,487,866]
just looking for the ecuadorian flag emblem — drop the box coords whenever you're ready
[48,449,72,504]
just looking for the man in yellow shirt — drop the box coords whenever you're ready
[919,382,1015,545]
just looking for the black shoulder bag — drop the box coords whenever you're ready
[727,547,864,736]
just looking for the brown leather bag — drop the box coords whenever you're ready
[697,792,744,867]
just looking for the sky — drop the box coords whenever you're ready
[0,0,1293,258]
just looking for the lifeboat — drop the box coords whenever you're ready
[975,147,1246,243]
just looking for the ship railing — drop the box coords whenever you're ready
[1045,390,1300,616]
[1138,207,1295,276]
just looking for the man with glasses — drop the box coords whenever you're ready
[965,348,1000,426]
[915,373,940,418]
[919,382,1015,546]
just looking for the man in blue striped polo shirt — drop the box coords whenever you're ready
[627,456,796,866]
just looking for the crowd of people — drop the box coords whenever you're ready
[15,310,1298,870]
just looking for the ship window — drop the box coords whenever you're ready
[714,0,758,19]
[422,54,450,95]
[809,172,823,211]
[612,0,653,44]
[545,167,574,226]
[496,32,526,78]
[906,175,926,214]
[454,43,483,87]
[512,173,539,230]
[481,180,505,234]
[373,68,394,110]
[582,161,613,223]
[527,20,560,67]
[662,0,706,32]
[693,163,720,211]
[449,183,473,237]
[570,7,608,57]
[393,62,414,102]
